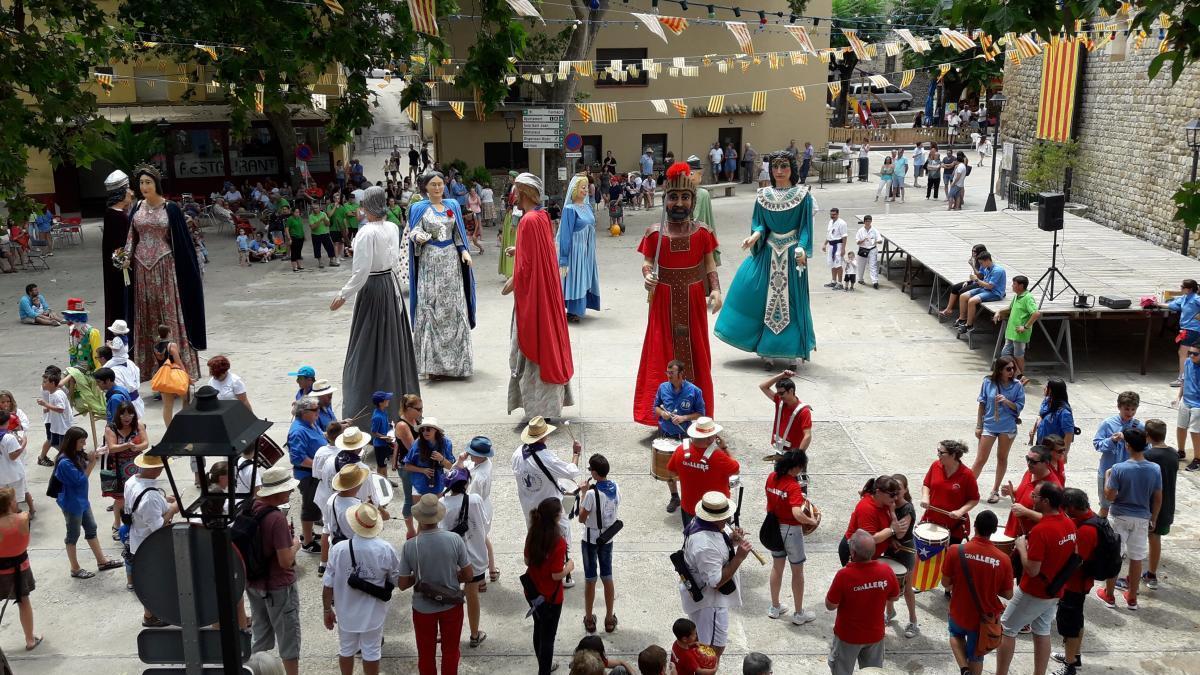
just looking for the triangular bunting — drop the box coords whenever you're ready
[633,13,668,43]
[750,91,766,112]
[323,0,344,14]
[506,0,545,23]
[576,103,591,123]
[787,25,817,54]
[867,74,890,88]
[841,29,870,60]
[449,101,464,119]
[670,99,687,118]
[726,22,754,55]
[651,99,668,115]
[790,86,806,103]
[408,0,439,36]
[405,101,420,121]
[939,27,976,51]
[658,16,688,35]
[900,69,915,89]
[707,95,725,113]
[828,81,841,98]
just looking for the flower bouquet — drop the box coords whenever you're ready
[112,248,130,286]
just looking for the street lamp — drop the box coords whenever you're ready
[146,386,273,673]
[504,111,518,170]
[1183,118,1200,255]
[983,91,1006,212]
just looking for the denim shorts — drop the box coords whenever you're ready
[948,617,983,663]
[968,287,1003,303]
[63,507,98,545]
[580,539,614,582]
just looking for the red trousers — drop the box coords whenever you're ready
[412,605,463,675]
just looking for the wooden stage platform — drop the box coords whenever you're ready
[870,210,1193,380]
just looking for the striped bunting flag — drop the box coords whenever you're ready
[572,61,594,76]
[632,13,668,43]
[651,99,669,115]
[750,91,766,112]
[668,67,679,78]
[726,21,754,55]
[867,74,890,88]
[900,69,915,89]
[865,43,878,59]
[506,0,545,23]
[939,27,976,51]
[254,88,264,114]
[787,25,817,54]
[768,53,780,69]
[672,57,686,68]
[894,28,926,53]
[682,66,699,77]
[670,99,687,117]
[558,61,571,79]
[449,101,464,119]
[1134,29,1148,50]
[195,44,218,61]
[658,16,688,35]
[717,60,729,73]
[816,51,830,64]
[323,0,344,14]
[789,86,806,102]
[95,72,113,88]
[707,95,725,113]
[408,0,439,36]
[405,101,420,122]
[1015,33,1042,59]
[790,51,806,65]
[576,103,591,123]
[827,81,841,98]
[740,61,750,73]
[884,41,901,57]
[841,29,870,60]
[1036,38,1082,142]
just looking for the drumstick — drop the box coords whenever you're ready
[562,419,577,443]
[922,504,968,521]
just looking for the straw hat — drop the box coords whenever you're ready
[346,502,384,538]
[417,417,444,434]
[134,453,164,469]
[520,416,556,444]
[335,427,370,451]
[258,465,300,498]
[310,379,336,397]
[332,464,370,492]
[107,319,130,335]
[694,491,734,522]
[686,417,723,439]
[412,493,446,525]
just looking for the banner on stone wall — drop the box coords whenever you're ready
[1036,38,1083,143]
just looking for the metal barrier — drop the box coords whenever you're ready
[827,126,951,147]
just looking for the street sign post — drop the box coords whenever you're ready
[522,108,567,150]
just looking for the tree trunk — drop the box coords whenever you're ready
[266,107,301,193]
[831,55,858,127]
[540,2,605,201]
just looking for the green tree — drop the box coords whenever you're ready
[93,118,165,178]
[829,0,886,126]
[0,0,129,221]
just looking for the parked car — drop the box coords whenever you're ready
[850,83,914,110]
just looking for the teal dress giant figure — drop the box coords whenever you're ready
[714,170,817,362]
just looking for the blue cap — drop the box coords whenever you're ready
[288,366,316,378]
[467,436,494,458]
[371,391,394,404]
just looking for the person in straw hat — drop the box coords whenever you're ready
[246,464,303,675]
[667,417,739,530]
[502,173,575,419]
[123,452,178,620]
[323,463,388,556]
[310,378,351,433]
[398,494,474,675]
[678,491,752,671]
[322,501,401,675]
[512,416,583,587]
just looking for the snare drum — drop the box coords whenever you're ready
[912,523,951,592]
[256,434,285,469]
[990,533,1015,556]
[651,438,678,481]
[883,557,909,588]
[800,500,822,536]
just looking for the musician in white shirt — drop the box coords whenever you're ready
[511,417,582,586]
[855,215,883,289]
[680,492,752,668]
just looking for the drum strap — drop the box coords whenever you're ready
[958,544,988,615]
[772,401,809,449]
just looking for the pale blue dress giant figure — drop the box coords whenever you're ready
[556,174,601,319]
[714,153,818,364]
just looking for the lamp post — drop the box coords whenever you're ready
[504,112,518,170]
[147,386,272,673]
[1183,118,1200,256]
[983,92,1006,212]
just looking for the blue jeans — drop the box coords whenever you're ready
[580,539,613,582]
[62,507,98,546]
[401,470,414,518]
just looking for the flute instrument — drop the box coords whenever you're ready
[730,484,766,566]
[724,525,767,566]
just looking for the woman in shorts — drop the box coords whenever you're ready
[970,356,1026,504]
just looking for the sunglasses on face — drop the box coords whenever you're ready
[1026,456,1043,465]
[1189,352,1200,357]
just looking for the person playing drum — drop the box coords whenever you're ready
[920,440,980,545]
[1000,445,1062,538]
[758,371,812,477]
[667,417,739,530]
[886,474,920,639]
[839,475,901,566]
[653,359,706,514]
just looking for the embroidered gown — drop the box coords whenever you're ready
[408,203,475,377]
[714,185,817,361]
[557,189,601,317]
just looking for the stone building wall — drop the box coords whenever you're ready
[1000,42,1200,254]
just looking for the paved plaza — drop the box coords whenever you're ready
[2,162,1198,673]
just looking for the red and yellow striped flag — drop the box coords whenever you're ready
[658,16,688,35]
[1036,38,1082,142]
[323,0,344,14]
[449,101,464,119]
[670,99,687,117]
[405,101,420,122]
[651,99,669,115]
[828,81,841,98]
[841,29,870,60]
[939,27,977,51]
[789,86,806,103]
[912,547,947,592]
[900,69,915,89]
[576,103,591,123]
[750,91,766,112]
[726,22,754,55]
[1016,34,1042,59]
[408,0,440,37]
[867,74,890,88]
[937,63,951,81]
[787,25,817,54]
[707,95,725,113]
[594,102,618,123]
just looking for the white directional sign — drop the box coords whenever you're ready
[522,108,567,149]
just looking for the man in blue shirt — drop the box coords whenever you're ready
[956,252,1006,335]
[1174,348,1200,471]
[1092,390,1142,517]
[892,148,909,202]
[93,367,131,425]
[640,148,655,177]
[288,365,316,400]
[1098,428,1161,611]
[1162,278,1200,387]
[18,284,62,326]
[653,360,705,514]
[369,391,397,486]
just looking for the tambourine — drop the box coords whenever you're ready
[800,500,822,536]
[370,474,395,506]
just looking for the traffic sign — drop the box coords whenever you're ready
[523,108,567,150]
[564,133,583,152]
[133,524,246,627]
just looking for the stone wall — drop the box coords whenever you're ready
[1000,42,1200,254]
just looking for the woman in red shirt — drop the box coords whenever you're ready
[0,486,40,650]
[1041,434,1068,484]
[838,475,900,566]
[1001,445,1062,537]
[525,497,572,675]
[919,440,980,544]
[764,452,819,624]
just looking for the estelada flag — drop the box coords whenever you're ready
[408,0,439,37]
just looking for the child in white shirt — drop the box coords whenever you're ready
[236,233,250,266]
[843,249,858,291]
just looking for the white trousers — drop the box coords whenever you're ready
[856,248,878,284]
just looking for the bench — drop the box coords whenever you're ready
[704,182,738,198]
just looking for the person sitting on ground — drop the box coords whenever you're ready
[574,635,634,674]
[18,284,62,326]
[638,645,669,675]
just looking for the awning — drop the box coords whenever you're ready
[96,104,330,125]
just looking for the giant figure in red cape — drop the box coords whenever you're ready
[503,173,575,419]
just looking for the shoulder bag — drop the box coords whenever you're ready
[958,544,1003,656]
[413,533,465,606]
[347,539,396,602]
[591,485,623,546]
[450,493,470,537]
[529,447,580,517]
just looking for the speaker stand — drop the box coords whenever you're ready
[1030,229,1079,307]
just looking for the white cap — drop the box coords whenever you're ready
[104,170,129,192]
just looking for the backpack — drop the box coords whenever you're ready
[1079,516,1123,581]
[231,504,280,582]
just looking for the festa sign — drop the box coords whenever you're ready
[522,108,567,150]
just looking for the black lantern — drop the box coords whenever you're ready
[1183,119,1200,255]
[983,91,1007,212]
[504,111,518,170]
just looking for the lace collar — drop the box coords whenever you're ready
[756,185,809,212]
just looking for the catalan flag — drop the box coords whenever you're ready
[884,41,901,57]
[506,0,545,23]
[254,88,264,114]
[1036,38,1083,143]
[405,101,420,122]
[912,536,948,592]
[939,27,977,52]
[449,101,464,119]
[1015,33,1042,59]
[787,25,817,55]
[593,103,618,123]
[632,12,668,43]
[894,28,927,53]
[409,0,439,36]
[707,95,725,114]
[790,86,806,103]
[651,99,669,115]
[670,98,687,118]
[841,29,870,60]
[726,21,754,55]
[867,74,890,89]
[828,81,841,99]
[900,69,915,89]
[938,63,951,80]
[323,0,344,14]
[194,44,218,61]
[658,16,688,35]
[576,103,591,123]
[750,91,766,112]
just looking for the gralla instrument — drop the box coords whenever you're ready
[651,437,679,481]
[911,523,951,592]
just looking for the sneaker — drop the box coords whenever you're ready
[1114,576,1129,591]
[563,574,575,589]
[1186,459,1200,472]
[1143,571,1159,590]
[767,605,784,620]
[958,324,974,335]
[1052,652,1082,668]
[1095,587,1116,608]
[791,610,816,625]
[1052,664,1078,675]
[954,319,966,327]
[1123,590,1138,610]
[903,622,920,638]
[823,282,837,288]
[666,494,681,514]
[873,282,879,289]
[301,541,321,554]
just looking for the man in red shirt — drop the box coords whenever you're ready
[941,510,1013,675]
[759,370,813,460]
[1052,488,1099,675]
[824,529,900,674]
[996,482,1077,675]
[667,417,739,530]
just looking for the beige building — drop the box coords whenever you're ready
[427,0,832,182]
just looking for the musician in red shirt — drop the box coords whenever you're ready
[666,417,739,530]
[825,529,900,674]
[839,475,900,565]
[758,370,812,458]
[1055,488,1099,675]
[1001,445,1063,538]
[941,510,1013,675]
[920,439,981,543]
[764,451,819,625]
[1042,434,1068,484]
[996,482,1077,675]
